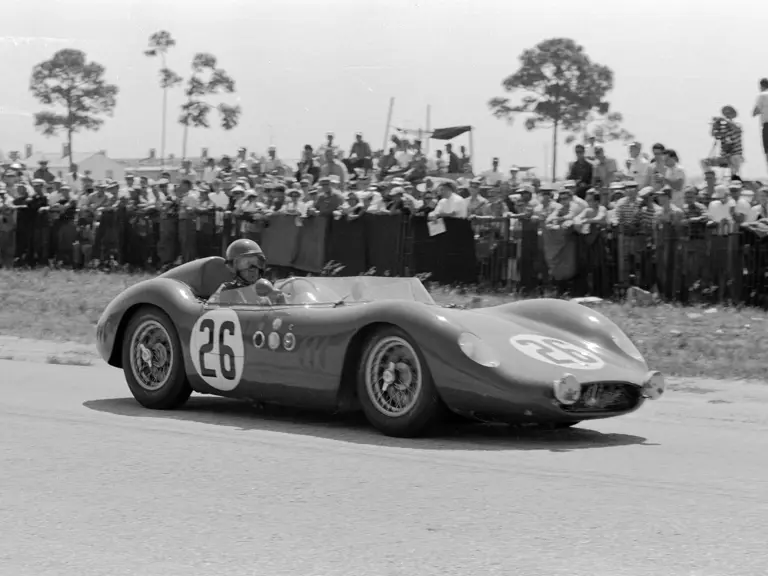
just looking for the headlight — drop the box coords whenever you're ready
[553,374,581,405]
[642,371,665,400]
[458,333,500,368]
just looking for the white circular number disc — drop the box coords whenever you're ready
[510,334,605,370]
[190,309,245,391]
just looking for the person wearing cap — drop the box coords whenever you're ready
[707,181,753,226]
[532,184,560,222]
[319,148,349,187]
[280,187,306,217]
[311,176,345,217]
[566,145,593,199]
[681,186,708,226]
[50,184,78,266]
[178,158,198,184]
[655,186,684,225]
[573,188,608,234]
[546,188,580,228]
[0,183,17,269]
[33,159,55,184]
[344,132,373,176]
[175,179,200,262]
[708,105,743,176]
[625,142,651,188]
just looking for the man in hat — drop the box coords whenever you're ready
[345,132,373,176]
[33,159,55,184]
[480,157,504,186]
[312,176,345,216]
[0,183,16,269]
[709,105,743,176]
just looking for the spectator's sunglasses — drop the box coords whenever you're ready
[236,252,267,272]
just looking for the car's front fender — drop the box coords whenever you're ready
[96,278,204,368]
[477,298,648,370]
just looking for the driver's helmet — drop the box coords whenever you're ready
[225,239,266,282]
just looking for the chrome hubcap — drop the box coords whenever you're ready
[129,320,174,391]
[365,336,422,417]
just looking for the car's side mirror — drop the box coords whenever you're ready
[254,278,276,298]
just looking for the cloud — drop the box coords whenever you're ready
[0,36,72,46]
[0,106,34,118]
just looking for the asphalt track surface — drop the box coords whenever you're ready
[2,359,768,576]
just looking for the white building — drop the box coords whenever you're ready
[25,149,126,183]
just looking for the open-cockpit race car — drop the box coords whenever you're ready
[96,256,665,437]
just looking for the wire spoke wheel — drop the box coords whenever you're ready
[364,336,423,418]
[129,319,174,392]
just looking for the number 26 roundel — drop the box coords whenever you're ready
[190,309,245,391]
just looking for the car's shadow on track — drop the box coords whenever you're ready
[83,396,654,452]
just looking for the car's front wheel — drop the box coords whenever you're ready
[357,326,443,438]
[121,306,191,410]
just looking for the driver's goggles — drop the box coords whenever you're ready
[235,252,266,271]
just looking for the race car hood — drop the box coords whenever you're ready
[429,300,648,386]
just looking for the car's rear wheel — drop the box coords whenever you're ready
[357,326,442,437]
[121,306,191,410]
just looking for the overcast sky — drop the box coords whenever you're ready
[1,0,765,178]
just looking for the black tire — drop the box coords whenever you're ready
[121,306,192,410]
[356,326,443,438]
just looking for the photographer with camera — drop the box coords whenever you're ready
[703,105,743,176]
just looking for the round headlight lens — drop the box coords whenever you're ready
[458,333,500,368]
[642,371,665,400]
[553,374,581,405]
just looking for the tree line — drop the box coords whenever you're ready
[29,34,630,178]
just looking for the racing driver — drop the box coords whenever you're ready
[212,239,286,305]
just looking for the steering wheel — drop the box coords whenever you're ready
[277,277,320,303]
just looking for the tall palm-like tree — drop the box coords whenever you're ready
[144,31,182,166]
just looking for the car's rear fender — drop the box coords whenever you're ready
[96,278,204,368]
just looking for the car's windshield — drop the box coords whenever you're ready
[208,276,435,307]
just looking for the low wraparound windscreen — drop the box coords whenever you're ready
[210,276,435,306]
[276,276,435,306]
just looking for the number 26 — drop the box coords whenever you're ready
[199,318,237,380]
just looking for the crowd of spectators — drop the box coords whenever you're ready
[1,126,767,296]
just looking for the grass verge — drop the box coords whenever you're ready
[1,268,766,381]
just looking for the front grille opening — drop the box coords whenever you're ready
[561,382,641,413]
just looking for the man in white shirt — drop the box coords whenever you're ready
[753,78,768,172]
[430,181,467,219]
[625,142,651,188]
[480,157,504,185]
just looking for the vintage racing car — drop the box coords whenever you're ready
[96,256,665,437]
